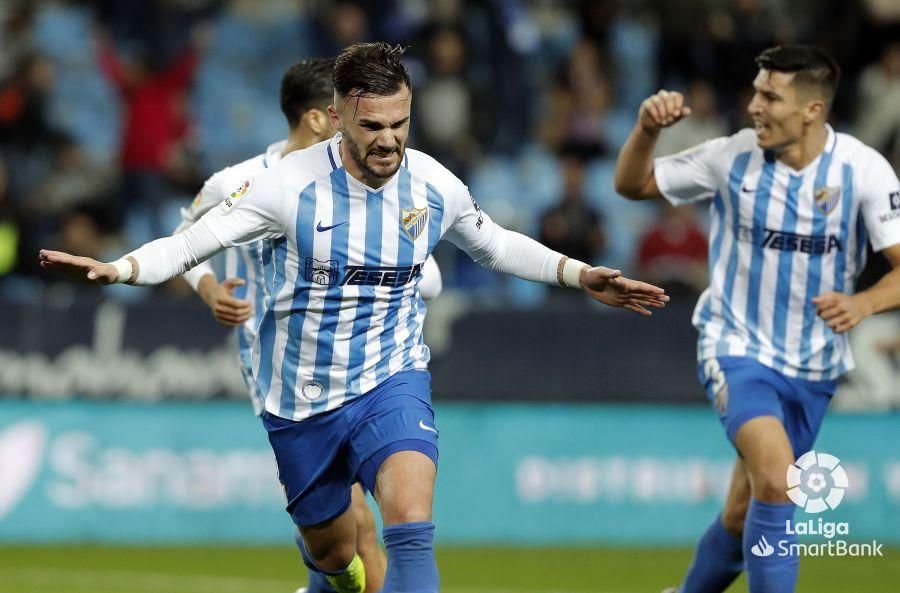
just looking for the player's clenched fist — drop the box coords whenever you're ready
[639,90,692,134]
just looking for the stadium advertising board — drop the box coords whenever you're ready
[0,402,897,544]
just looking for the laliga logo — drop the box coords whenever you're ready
[786,451,848,513]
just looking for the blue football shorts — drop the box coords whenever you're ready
[262,369,438,527]
[697,356,836,457]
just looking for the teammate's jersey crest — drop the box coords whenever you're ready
[222,178,252,212]
[814,186,841,215]
[401,206,429,240]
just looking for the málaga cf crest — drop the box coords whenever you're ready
[814,186,841,215]
[401,206,429,240]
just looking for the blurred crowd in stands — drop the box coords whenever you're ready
[1,0,899,308]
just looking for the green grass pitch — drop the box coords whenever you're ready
[1,545,896,593]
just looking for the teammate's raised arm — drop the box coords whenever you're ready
[615,90,691,200]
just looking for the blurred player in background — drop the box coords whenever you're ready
[616,45,900,593]
[40,42,669,593]
[171,57,439,593]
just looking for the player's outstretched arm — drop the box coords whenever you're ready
[40,214,227,286]
[615,90,691,201]
[814,244,900,333]
[570,260,670,316]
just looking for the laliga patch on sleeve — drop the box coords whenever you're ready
[221,178,252,212]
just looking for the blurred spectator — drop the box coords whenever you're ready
[0,1,34,81]
[0,53,56,148]
[636,202,708,297]
[655,79,728,156]
[416,26,477,175]
[98,31,199,234]
[855,42,900,160]
[314,1,369,57]
[0,159,19,277]
[538,38,612,158]
[57,209,107,262]
[539,152,606,267]
[29,134,113,217]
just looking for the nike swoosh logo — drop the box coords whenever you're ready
[741,185,756,193]
[418,420,438,434]
[316,221,348,232]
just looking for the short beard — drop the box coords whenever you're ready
[345,133,402,187]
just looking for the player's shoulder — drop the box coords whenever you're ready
[717,128,759,154]
[262,137,335,188]
[403,147,468,199]
[213,153,268,189]
[663,129,756,165]
[832,131,892,171]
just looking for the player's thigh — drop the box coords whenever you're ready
[698,356,784,445]
[346,370,439,524]
[779,375,836,457]
[263,410,354,528]
[734,415,794,503]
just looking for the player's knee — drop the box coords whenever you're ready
[381,497,432,525]
[309,538,358,573]
[750,466,791,503]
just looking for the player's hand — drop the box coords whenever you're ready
[203,277,252,327]
[638,90,692,135]
[581,266,670,316]
[813,291,873,334]
[39,250,120,284]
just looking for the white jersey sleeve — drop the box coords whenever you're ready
[127,171,287,285]
[856,146,900,252]
[654,135,732,205]
[173,170,229,290]
[443,183,562,285]
[418,254,442,300]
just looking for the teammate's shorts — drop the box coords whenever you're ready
[697,356,836,457]
[262,369,438,527]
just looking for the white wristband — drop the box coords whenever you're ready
[559,257,589,289]
[111,258,134,284]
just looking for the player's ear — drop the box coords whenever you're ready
[327,104,343,132]
[803,99,825,124]
[305,109,329,136]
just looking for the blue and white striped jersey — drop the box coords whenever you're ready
[655,126,900,380]
[176,141,286,414]
[198,133,508,420]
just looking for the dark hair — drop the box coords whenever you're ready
[280,58,336,128]
[333,42,410,99]
[755,45,841,105]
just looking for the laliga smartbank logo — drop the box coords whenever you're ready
[749,450,883,558]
